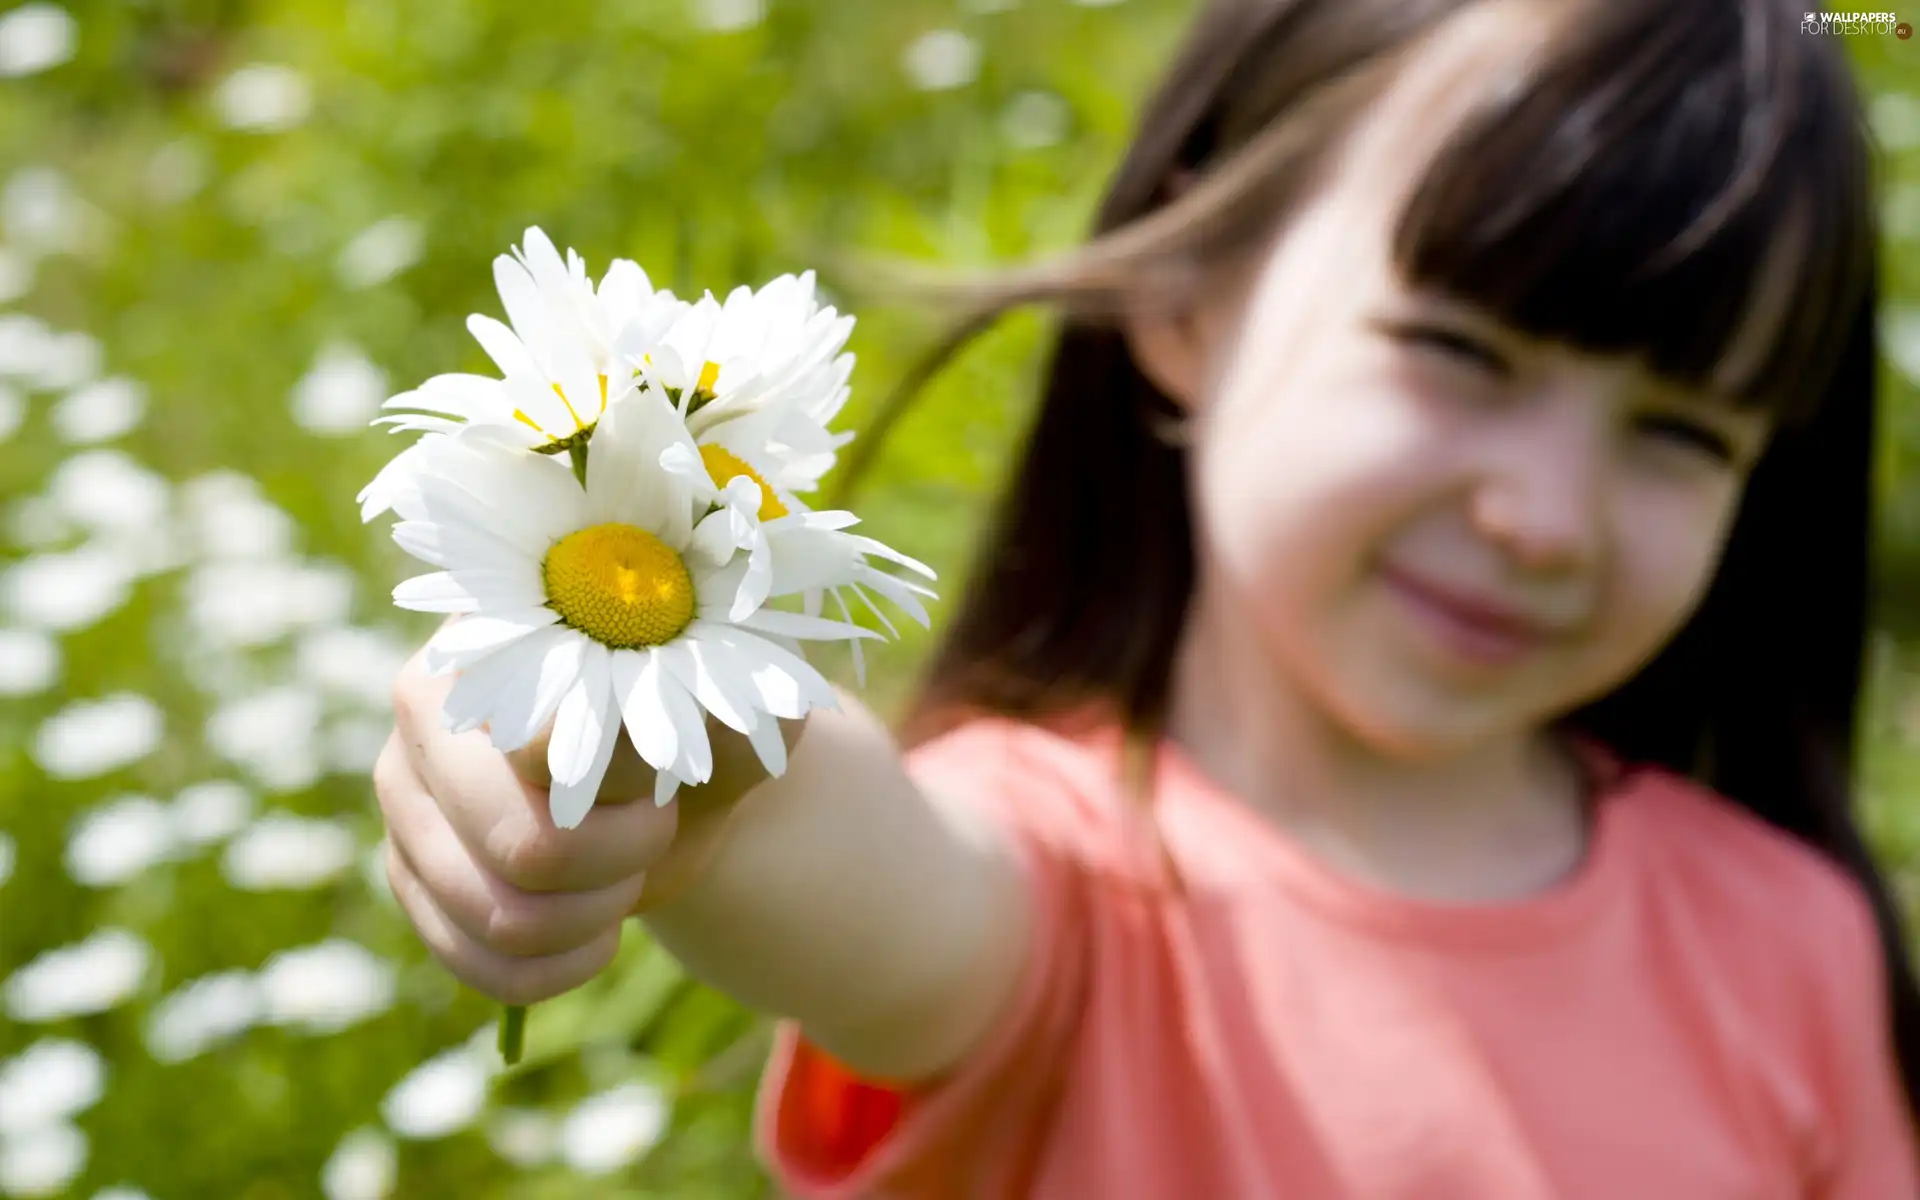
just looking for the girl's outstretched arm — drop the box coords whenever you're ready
[636,694,1035,1082]
[376,635,1033,1084]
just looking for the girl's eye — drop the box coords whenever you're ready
[1394,321,1513,378]
[1634,413,1737,464]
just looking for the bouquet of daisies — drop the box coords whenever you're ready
[358,228,937,1059]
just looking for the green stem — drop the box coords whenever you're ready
[499,1004,527,1065]
[569,441,589,487]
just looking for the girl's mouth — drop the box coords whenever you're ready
[1379,564,1553,667]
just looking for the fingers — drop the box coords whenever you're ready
[383,839,622,1008]
[390,644,680,892]
[375,732,651,958]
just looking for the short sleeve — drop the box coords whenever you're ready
[1807,879,1920,1198]
[753,718,1097,1200]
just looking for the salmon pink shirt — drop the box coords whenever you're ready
[755,715,1919,1198]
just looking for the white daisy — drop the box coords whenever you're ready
[356,227,683,522]
[621,271,856,498]
[660,442,938,688]
[385,393,881,825]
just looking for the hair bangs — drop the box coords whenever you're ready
[1390,0,1874,425]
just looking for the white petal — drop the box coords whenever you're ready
[391,518,530,575]
[847,580,901,640]
[493,255,554,366]
[422,608,559,675]
[856,567,933,630]
[655,666,712,784]
[653,770,681,808]
[690,623,837,719]
[371,414,464,436]
[686,478,758,573]
[484,631,586,752]
[547,645,618,829]
[467,314,543,383]
[736,608,885,643]
[733,531,773,623]
[746,710,787,777]
[585,392,683,533]
[440,626,570,738]
[657,441,718,506]
[611,649,677,772]
[659,638,753,736]
[358,443,430,523]
[832,588,868,689]
[393,568,545,614]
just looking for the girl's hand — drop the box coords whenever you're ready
[373,631,803,1007]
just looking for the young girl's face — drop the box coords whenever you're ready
[1145,4,1777,760]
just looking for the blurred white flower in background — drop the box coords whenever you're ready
[558,1082,671,1175]
[0,248,31,304]
[1002,90,1070,151]
[1887,182,1920,244]
[144,970,262,1063]
[145,140,207,207]
[695,0,765,33]
[295,625,413,710]
[51,376,146,444]
[0,628,60,697]
[0,4,77,79]
[1870,92,1920,153]
[961,0,1018,12]
[66,795,179,888]
[1,169,100,261]
[207,686,325,791]
[31,693,163,779]
[3,929,152,1023]
[169,780,256,847]
[1887,308,1920,390]
[91,1188,153,1200]
[0,1122,87,1198]
[176,470,296,560]
[257,940,396,1034]
[0,833,14,888]
[47,450,170,537]
[0,1040,104,1135]
[320,1127,396,1200]
[0,381,23,441]
[382,1042,494,1140]
[326,714,395,775]
[485,1108,558,1167]
[0,314,99,389]
[902,29,978,91]
[185,560,355,651]
[337,218,423,291]
[215,64,312,133]
[221,812,355,890]
[5,546,136,632]
[26,329,100,392]
[293,343,389,434]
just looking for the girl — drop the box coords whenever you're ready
[373,0,1920,1194]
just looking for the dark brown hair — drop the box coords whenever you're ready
[833,0,1920,1119]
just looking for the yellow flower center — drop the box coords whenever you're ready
[514,375,611,443]
[700,445,789,521]
[542,523,695,649]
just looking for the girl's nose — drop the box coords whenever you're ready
[1467,396,1605,575]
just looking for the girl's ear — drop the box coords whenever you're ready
[1123,305,1211,412]
[1122,166,1210,411]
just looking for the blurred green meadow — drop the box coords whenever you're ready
[0,1,1916,1196]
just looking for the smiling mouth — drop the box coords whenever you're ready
[1379,565,1557,667]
